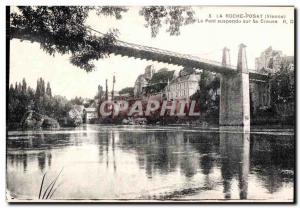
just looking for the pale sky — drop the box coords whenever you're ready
[10,6,294,99]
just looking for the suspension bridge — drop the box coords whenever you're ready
[88,27,268,82]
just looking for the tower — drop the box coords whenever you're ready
[219,44,250,127]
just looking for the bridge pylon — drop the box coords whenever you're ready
[221,47,231,67]
[219,44,250,127]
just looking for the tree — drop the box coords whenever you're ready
[149,70,174,84]
[9,84,15,96]
[8,77,84,126]
[52,95,73,118]
[191,71,219,118]
[46,82,52,97]
[40,78,45,96]
[119,87,134,96]
[35,78,41,98]
[270,62,295,105]
[10,6,197,72]
[8,79,32,124]
[70,96,84,105]
[94,85,104,100]
[21,78,27,93]
[17,82,22,94]
[197,71,210,114]
[35,77,45,98]
[181,67,195,75]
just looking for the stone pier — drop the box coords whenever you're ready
[219,44,250,126]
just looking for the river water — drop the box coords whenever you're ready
[6,125,294,202]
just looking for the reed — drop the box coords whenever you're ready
[38,168,63,200]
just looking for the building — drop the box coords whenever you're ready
[165,68,201,101]
[133,66,202,102]
[252,47,294,113]
[84,107,98,123]
[133,65,155,98]
[255,46,294,73]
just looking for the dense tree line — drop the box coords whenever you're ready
[191,71,220,122]
[8,78,72,124]
[270,62,295,105]
[119,87,134,97]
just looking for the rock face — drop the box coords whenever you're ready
[20,110,60,129]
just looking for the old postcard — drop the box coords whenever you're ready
[6,6,295,203]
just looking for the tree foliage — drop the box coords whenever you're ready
[270,62,295,104]
[139,6,196,37]
[10,6,197,71]
[8,78,73,125]
[119,87,134,96]
[149,70,174,84]
[94,6,128,19]
[191,71,219,117]
[70,96,85,105]
[10,6,123,71]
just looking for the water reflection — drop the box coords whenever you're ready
[250,132,294,194]
[6,125,294,201]
[219,126,250,199]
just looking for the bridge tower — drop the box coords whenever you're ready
[219,44,250,127]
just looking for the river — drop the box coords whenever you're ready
[6,124,294,202]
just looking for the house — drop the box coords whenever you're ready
[84,107,98,123]
[165,68,201,101]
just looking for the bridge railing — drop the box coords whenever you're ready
[116,39,238,70]
[117,40,270,78]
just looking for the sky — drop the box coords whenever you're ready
[10,6,294,99]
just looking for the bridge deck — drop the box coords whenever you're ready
[110,40,269,81]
